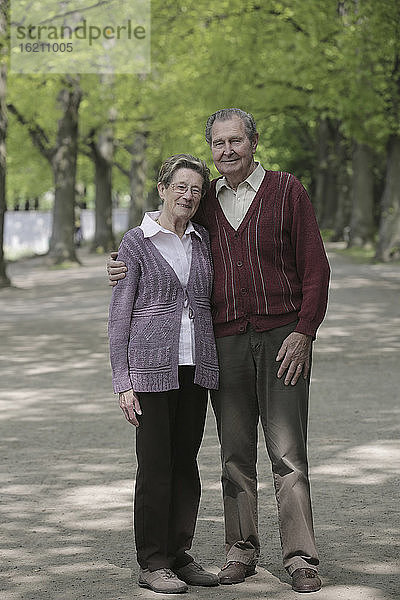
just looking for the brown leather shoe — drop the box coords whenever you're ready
[291,568,321,593]
[218,561,256,585]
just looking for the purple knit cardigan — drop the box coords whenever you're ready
[108,224,219,393]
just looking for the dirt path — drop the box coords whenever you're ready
[1,246,399,600]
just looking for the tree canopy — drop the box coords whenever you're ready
[1,0,400,276]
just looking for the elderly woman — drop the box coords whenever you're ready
[108,154,219,594]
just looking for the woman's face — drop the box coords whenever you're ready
[157,168,203,224]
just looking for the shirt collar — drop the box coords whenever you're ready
[215,162,265,196]
[140,211,202,240]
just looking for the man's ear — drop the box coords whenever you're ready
[252,132,259,154]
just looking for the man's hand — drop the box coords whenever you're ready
[107,251,127,287]
[276,332,312,386]
[119,389,142,426]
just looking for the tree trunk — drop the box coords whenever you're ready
[128,132,148,228]
[0,5,10,287]
[375,134,400,261]
[314,118,338,230]
[332,130,351,242]
[48,82,82,264]
[91,127,115,252]
[348,142,375,248]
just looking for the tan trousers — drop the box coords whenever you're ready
[211,322,319,574]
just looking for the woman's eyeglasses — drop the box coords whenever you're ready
[170,183,202,199]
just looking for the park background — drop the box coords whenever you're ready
[0,2,399,600]
[1,0,400,282]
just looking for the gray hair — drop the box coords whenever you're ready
[205,108,257,145]
[157,154,210,197]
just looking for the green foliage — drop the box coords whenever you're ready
[336,245,377,263]
[335,0,400,144]
[4,0,400,210]
[6,107,51,204]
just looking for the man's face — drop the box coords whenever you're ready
[210,116,258,183]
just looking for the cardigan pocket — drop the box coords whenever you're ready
[199,339,219,371]
[129,345,171,374]
[195,296,211,310]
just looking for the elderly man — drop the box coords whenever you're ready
[108,108,330,593]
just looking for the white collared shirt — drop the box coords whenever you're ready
[216,162,266,229]
[139,211,202,365]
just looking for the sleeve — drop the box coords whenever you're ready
[108,235,141,393]
[290,185,331,338]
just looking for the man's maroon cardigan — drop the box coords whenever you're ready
[195,170,330,339]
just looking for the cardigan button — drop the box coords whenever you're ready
[240,287,248,295]
[238,325,245,333]
[236,260,243,267]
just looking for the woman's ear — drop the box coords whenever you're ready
[157,181,166,201]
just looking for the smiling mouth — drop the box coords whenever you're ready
[177,202,192,208]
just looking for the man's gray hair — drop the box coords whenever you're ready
[205,108,257,145]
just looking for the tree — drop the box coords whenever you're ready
[4,0,400,261]
[0,0,10,287]
[335,0,400,253]
[88,121,116,252]
[123,130,150,229]
[376,134,400,260]
[49,80,82,263]
[349,142,375,247]
[79,75,120,254]
[9,77,82,264]
[314,118,340,229]
[375,3,400,260]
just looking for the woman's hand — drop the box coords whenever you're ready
[119,389,142,427]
